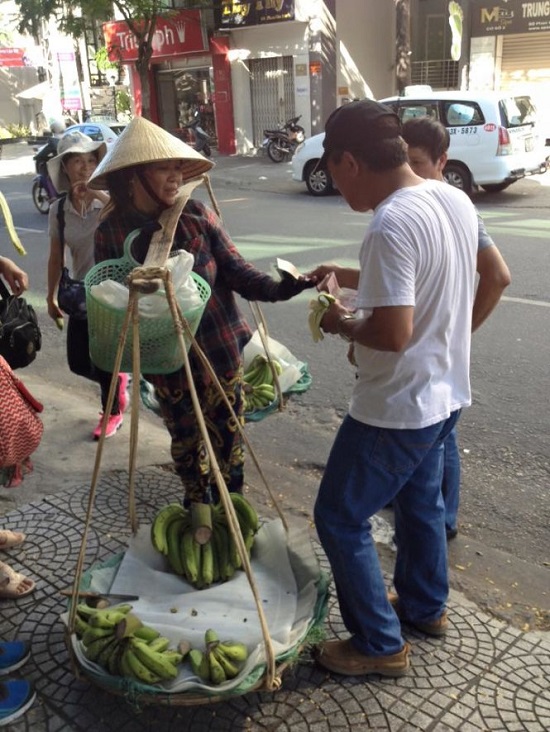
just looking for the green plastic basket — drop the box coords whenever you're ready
[85,230,210,374]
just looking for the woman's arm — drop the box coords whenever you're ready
[46,234,64,320]
[0,256,28,295]
[199,204,313,301]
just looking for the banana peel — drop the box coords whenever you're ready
[0,190,26,256]
[308,293,336,342]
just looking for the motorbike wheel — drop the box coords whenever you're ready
[32,180,51,214]
[267,139,287,163]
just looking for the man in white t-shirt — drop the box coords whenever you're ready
[309,100,478,677]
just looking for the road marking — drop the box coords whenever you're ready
[502,295,550,308]
[16,227,44,234]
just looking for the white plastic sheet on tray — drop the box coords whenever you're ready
[63,519,322,694]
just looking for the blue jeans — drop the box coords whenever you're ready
[442,425,461,533]
[314,411,460,657]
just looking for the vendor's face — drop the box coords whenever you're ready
[134,160,185,211]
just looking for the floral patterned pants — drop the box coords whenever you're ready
[150,368,245,504]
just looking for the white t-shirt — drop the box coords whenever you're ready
[350,179,478,429]
[48,196,104,281]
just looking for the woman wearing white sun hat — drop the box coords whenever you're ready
[89,116,316,506]
[46,130,130,440]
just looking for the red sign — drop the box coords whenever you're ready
[0,48,31,68]
[103,10,207,63]
[484,123,497,132]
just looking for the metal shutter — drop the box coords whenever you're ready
[248,57,295,148]
[501,33,550,88]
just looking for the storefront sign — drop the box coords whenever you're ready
[214,0,295,29]
[472,1,550,36]
[57,51,82,112]
[103,10,208,63]
[0,47,31,67]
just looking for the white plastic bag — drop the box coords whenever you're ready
[90,251,203,318]
[243,330,304,394]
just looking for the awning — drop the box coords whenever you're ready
[16,81,50,100]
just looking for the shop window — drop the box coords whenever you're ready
[174,69,216,142]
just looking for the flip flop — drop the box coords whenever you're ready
[0,562,35,599]
[0,531,26,551]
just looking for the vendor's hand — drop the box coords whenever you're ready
[276,274,317,301]
[320,300,349,335]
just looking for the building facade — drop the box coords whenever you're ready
[468,0,550,118]
[116,0,396,154]
[410,0,550,119]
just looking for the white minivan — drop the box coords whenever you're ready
[291,90,548,196]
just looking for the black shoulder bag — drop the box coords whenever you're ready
[56,195,87,319]
[0,277,42,369]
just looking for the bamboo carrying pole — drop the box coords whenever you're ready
[67,182,290,695]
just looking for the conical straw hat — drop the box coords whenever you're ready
[88,116,214,190]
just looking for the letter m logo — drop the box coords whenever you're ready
[481,7,500,23]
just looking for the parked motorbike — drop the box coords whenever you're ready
[32,137,59,214]
[262,116,305,163]
[183,110,212,157]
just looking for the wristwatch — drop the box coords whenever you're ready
[338,313,356,342]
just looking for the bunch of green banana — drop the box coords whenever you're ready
[151,502,215,587]
[118,637,183,685]
[243,354,283,412]
[212,493,259,580]
[189,628,249,686]
[74,602,134,643]
[75,603,188,684]
[150,494,259,589]
[150,502,190,556]
[243,382,276,411]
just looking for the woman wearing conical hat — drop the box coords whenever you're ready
[89,117,315,505]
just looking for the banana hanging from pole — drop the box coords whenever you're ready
[0,190,26,256]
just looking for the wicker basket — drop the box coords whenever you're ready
[85,230,210,374]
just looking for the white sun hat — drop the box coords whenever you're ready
[87,116,214,190]
[47,130,108,192]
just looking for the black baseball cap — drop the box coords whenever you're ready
[318,99,401,170]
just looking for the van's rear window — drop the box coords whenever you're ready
[500,96,537,128]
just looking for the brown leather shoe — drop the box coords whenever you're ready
[316,638,410,677]
[388,592,448,637]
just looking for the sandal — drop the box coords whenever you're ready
[0,562,35,599]
[0,531,25,551]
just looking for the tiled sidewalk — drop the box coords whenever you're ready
[3,466,549,731]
